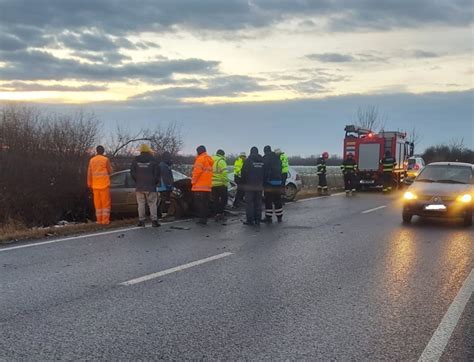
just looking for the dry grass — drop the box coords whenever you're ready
[0,219,138,245]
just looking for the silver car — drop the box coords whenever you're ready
[228,166,302,201]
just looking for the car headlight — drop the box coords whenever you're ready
[403,191,417,200]
[457,194,472,203]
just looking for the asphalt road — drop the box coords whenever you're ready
[1,192,473,360]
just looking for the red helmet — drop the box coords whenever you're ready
[322,152,329,159]
[347,152,354,157]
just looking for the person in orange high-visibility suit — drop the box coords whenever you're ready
[87,145,113,225]
[192,145,214,225]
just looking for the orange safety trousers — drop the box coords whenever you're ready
[93,188,111,225]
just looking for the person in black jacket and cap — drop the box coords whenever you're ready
[130,144,161,227]
[158,151,174,217]
[263,145,283,223]
[241,146,265,225]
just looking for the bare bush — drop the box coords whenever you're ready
[0,104,99,226]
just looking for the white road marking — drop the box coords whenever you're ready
[361,205,387,214]
[0,219,191,253]
[419,268,474,361]
[119,252,233,286]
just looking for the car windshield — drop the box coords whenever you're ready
[416,165,473,184]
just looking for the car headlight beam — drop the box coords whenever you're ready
[403,191,417,200]
[457,194,472,203]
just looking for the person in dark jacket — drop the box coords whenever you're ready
[341,153,358,196]
[241,147,265,225]
[130,144,160,227]
[263,145,283,223]
[158,151,174,216]
[316,152,329,195]
[381,150,397,193]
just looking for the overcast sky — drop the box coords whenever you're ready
[0,0,472,155]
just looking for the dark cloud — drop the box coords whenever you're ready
[0,33,27,51]
[306,50,441,64]
[0,0,470,47]
[0,81,108,92]
[0,49,219,81]
[282,80,326,94]
[130,75,269,102]
[306,53,355,63]
[71,50,131,64]
[58,32,120,52]
[412,50,440,58]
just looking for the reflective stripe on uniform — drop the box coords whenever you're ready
[193,185,211,191]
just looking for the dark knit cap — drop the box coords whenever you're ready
[196,145,206,155]
[216,149,225,156]
[250,147,259,155]
[264,145,272,154]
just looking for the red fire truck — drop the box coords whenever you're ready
[343,125,414,189]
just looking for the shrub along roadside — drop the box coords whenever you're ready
[0,105,98,227]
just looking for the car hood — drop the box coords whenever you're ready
[410,182,472,196]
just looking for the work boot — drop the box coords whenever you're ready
[137,220,145,227]
[254,219,261,226]
[243,220,254,226]
[262,217,273,224]
[317,189,322,196]
[152,220,160,228]
[277,216,283,223]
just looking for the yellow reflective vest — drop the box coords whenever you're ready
[212,155,228,187]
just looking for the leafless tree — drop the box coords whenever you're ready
[355,106,386,132]
[409,127,423,148]
[107,121,184,168]
[449,138,465,151]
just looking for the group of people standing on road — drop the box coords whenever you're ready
[87,143,397,227]
[191,145,287,226]
[87,143,289,228]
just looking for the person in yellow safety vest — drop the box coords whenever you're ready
[212,149,228,222]
[275,148,289,199]
[232,152,246,208]
[381,150,397,193]
[87,145,113,225]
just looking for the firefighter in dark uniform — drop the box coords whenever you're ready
[341,153,357,196]
[316,152,329,195]
[241,147,265,226]
[381,150,397,193]
[263,145,283,223]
